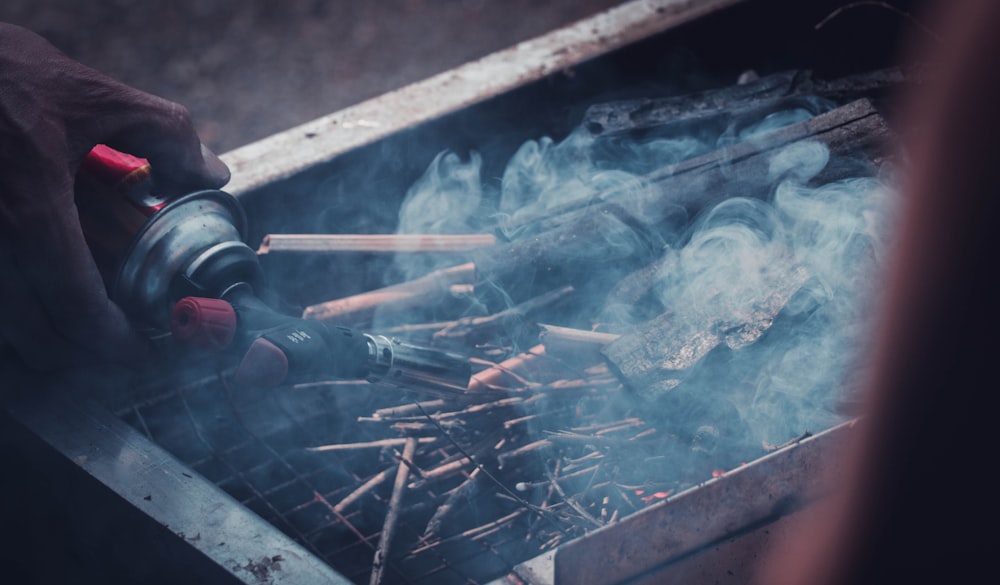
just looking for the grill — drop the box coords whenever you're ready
[2,1,921,583]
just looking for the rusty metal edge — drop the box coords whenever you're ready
[4,392,352,585]
[220,0,750,197]
[487,419,856,585]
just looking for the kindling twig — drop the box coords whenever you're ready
[546,466,604,530]
[258,233,496,255]
[423,468,481,537]
[333,468,394,515]
[370,437,418,585]
[303,262,475,324]
[409,509,528,555]
[411,402,569,531]
[308,437,437,452]
[467,344,547,392]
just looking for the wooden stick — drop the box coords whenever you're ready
[258,233,496,255]
[333,468,394,515]
[370,437,418,585]
[497,439,553,469]
[302,262,475,324]
[408,456,471,489]
[308,437,436,452]
[377,285,574,345]
[602,263,810,393]
[515,464,601,492]
[422,468,481,537]
[538,324,620,363]
[467,344,546,392]
[430,396,524,420]
[409,509,528,555]
[546,469,604,529]
[375,396,526,423]
[372,399,451,420]
[434,285,574,343]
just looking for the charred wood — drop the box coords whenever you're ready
[582,65,924,137]
[602,263,810,395]
[506,98,893,238]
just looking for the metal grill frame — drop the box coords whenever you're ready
[1,0,907,582]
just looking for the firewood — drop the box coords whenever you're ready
[602,263,811,395]
[582,65,924,137]
[333,467,394,515]
[430,285,574,345]
[538,324,620,364]
[422,468,481,537]
[371,399,452,420]
[408,509,528,555]
[374,286,572,345]
[308,437,437,452]
[302,262,475,325]
[407,456,472,489]
[497,439,554,470]
[503,98,892,238]
[467,344,547,392]
[369,437,418,585]
[258,233,496,255]
[545,468,604,529]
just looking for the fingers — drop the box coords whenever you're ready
[0,166,151,369]
[88,93,231,192]
[5,235,151,369]
[4,22,229,192]
[0,23,211,372]
[0,247,115,370]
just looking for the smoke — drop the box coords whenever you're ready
[398,151,484,236]
[392,99,898,450]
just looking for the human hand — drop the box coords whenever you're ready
[0,22,230,370]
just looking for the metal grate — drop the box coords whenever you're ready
[117,367,540,584]
[113,84,901,585]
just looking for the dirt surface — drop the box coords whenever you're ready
[1,0,625,154]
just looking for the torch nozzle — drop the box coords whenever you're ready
[363,334,472,396]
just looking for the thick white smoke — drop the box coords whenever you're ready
[392,103,898,449]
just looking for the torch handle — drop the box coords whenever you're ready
[170,295,472,393]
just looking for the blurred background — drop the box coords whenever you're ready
[1,0,625,153]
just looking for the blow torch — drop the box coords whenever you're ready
[75,145,471,394]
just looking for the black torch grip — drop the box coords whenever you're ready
[263,322,371,379]
[218,291,471,391]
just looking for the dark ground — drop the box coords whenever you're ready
[1,0,625,154]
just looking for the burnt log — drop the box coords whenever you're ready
[475,99,889,313]
[582,65,924,137]
[602,264,810,395]
[505,97,893,238]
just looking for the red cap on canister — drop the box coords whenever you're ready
[80,144,152,187]
[170,297,238,350]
